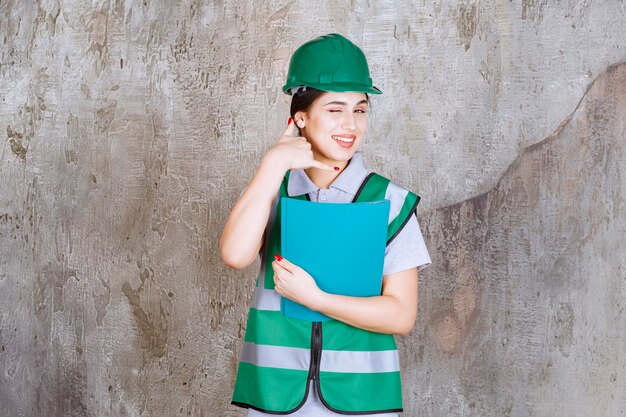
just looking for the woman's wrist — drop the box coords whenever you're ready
[251,151,287,194]
[261,149,290,177]
[308,288,328,313]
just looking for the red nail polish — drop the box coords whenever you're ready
[334,166,340,171]
[287,117,292,125]
[274,254,283,261]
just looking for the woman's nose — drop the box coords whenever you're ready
[341,113,357,130]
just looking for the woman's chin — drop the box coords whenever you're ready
[311,142,360,166]
[327,147,359,162]
[322,153,355,166]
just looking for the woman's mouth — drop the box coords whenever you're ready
[332,135,355,148]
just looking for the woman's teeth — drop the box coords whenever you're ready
[332,136,354,143]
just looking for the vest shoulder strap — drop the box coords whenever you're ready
[355,173,421,246]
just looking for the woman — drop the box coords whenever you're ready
[220,34,431,416]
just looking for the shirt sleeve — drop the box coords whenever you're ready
[382,213,431,276]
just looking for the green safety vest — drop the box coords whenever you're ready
[232,171,420,414]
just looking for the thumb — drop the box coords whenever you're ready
[282,118,300,137]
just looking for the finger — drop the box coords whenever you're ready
[275,284,286,297]
[310,159,339,172]
[273,277,284,295]
[273,256,294,273]
[271,260,283,274]
[272,261,288,277]
[273,270,287,287]
[282,118,300,138]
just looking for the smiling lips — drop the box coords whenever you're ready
[332,135,356,148]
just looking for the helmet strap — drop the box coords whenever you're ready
[290,86,307,95]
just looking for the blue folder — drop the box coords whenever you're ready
[280,197,390,322]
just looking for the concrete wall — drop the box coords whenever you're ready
[1,1,624,416]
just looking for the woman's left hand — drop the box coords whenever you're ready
[272,255,323,309]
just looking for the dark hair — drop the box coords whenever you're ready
[289,88,326,118]
[289,88,370,118]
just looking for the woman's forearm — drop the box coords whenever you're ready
[272,258,419,335]
[220,153,287,269]
[313,292,416,336]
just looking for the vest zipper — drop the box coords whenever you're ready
[310,322,322,380]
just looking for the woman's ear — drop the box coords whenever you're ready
[294,111,306,129]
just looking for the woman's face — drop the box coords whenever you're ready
[296,92,368,165]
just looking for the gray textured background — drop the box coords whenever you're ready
[1,1,625,416]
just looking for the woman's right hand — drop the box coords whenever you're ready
[264,119,337,173]
[221,119,336,270]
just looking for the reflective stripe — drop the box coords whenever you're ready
[240,343,399,374]
[240,342,310,371]
[251,288,281,311]
[320,349,400,373]
[385,182,409,224]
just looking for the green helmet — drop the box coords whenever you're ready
[282,33,382,95]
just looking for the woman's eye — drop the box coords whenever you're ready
[328,109,341,113]
[355,109,367,114]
